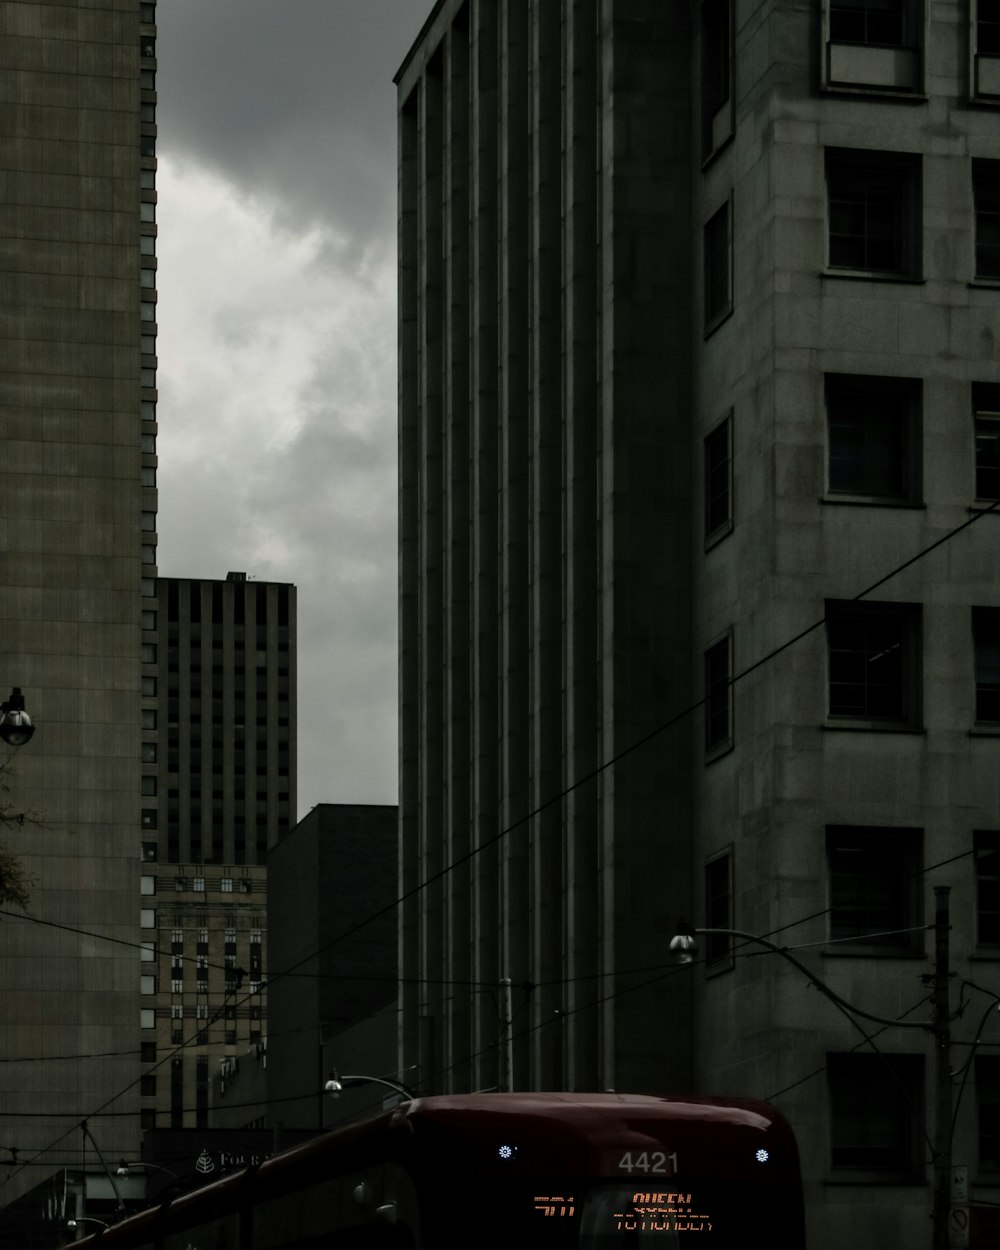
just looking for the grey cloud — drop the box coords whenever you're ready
[156,0,430,243]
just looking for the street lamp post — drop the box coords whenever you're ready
[672,888,953,1250]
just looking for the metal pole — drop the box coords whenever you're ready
[499,977,513,1092]
[932,886,951,1250]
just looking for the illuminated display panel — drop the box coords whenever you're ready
[525,1182,797,1243]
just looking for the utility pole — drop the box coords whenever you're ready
[673,902,956,1250]
[932,886,952,1250]
[498,977,513,1092]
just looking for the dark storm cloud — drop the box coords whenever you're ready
[156,0,431,242]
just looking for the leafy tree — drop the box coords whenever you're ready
[0,758,37,912]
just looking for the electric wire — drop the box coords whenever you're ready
[3,496,997,1187]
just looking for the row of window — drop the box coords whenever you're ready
[702,0,1000,166]
[704,155,1000,331]
[706,828,1000,966]
[705,390,999,547]
[705,603,1000,752]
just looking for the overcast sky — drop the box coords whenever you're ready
[155,1,432,816]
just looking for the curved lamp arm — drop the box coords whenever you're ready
[670,922,933,1031]
[324,1072,415,1101]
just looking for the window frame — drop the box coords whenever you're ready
[701,0,734,162]
[704,413,734,544]
[973,160,1000,281]
[704,849,734,971]
[822,0,924,94]
[973,396,1000,502]
[978,1055,1000,1173]
[704,631,734,758]
[973,608,1000,724]
[825,599,923,730]
[826,824,923,955]
[975,831,1000,948]
[703,196,733,333]
[824,374,922,505]
[825,148,922,280]
[973,0,1000,99]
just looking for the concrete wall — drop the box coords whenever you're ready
[0,0,150,1204]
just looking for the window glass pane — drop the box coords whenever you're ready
[827,827,918,943]
[828,614,906,718]
[831,0,906,45]
[976,413,1000,499]
[979,0,1000,56]
[705,416,733,538]
[704,201,731,323]
[704,635,732,751]
[828,1053,921,1172]
[974,162,1000,279]
[974,609,1000,722]
[975,833,1000,945]
[978,1056,1000,1168]
[705,853,732,964]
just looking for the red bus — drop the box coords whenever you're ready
[58,1092,805,1248]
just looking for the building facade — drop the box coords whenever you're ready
[266,804,398,1134]
[396,2,1000,1247]
[141,574,296,1130]
[0,0,158,1208]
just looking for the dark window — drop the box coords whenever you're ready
[974,609,1000,723]
[828,1052,923,1173]
[704,634,733,754]
[826,375,920,501]
[975,832,1000,946]
[974,161,1000,280]
[140,1074,156,1098]
[830,0,906,46]
[701,0,732,157]
[827,825,922,949]
[705,414,733,541]
[704,851,733,967]
[974,397,1000,501]
[978,1057,1000,1169]
[704,199,732,328]
[826,600,921,725]
[979,0,1000,56]
[826,149,920,277]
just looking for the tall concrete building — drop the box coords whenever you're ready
[142,573,296,1131]
[396,2,1000,1247]
[0,0,158,1208]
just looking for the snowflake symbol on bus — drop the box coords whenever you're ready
[755,1149,769,1164]
[498,1144,516,1161]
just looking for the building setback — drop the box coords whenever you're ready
[143,573,296,1131]
[0,0,157,1209]
[396,2,1000,1248]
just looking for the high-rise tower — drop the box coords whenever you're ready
[0,0,158,1203]
[396,3,1000,1247]
[143,573,296,1130]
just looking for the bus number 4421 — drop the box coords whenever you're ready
[617,1151,677,1175]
